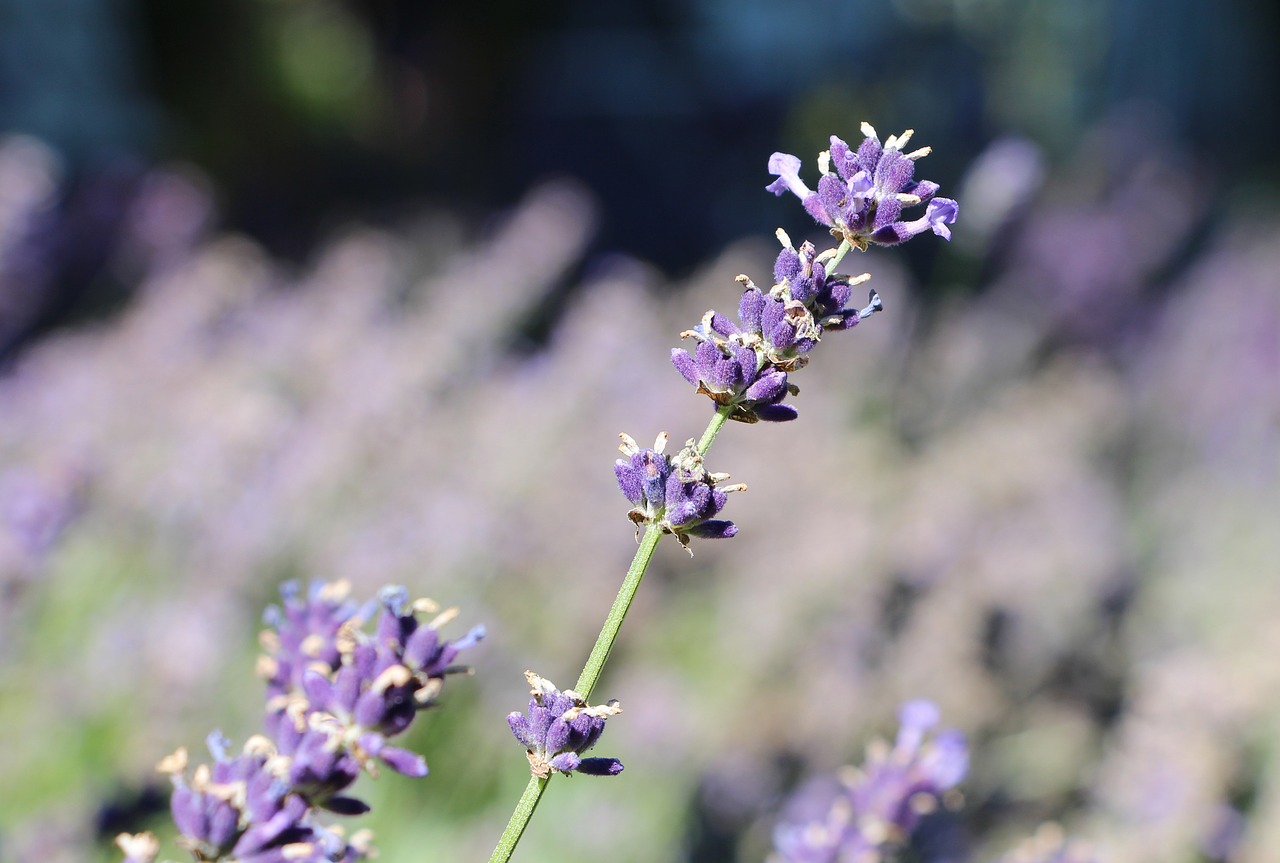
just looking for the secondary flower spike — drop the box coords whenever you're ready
[259,581,484,814]
[767,122,959,250]
[771,700,969,863]
[507,671,624,778]
[615,432,743,548]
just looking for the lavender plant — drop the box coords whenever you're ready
[107,124,1104,863]
[487,122,958,862]
[116,580,483,862]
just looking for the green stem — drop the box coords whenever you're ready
[696,404,732,456]
[486,775,548,863]
[574,521,663,698]
[826,238,853,273]
[486,404,734,863]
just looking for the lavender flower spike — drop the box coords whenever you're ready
[768,122,959,250]
[507,671,624,778]
[771,699,968,863]
[615,433,744,549]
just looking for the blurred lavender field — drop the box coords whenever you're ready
[0,114,1277,863]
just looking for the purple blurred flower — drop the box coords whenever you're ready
[767,123,958,250]
[614,432,743,548]
[259,580,372,713]
[261,582,484,810]
[507,671,624,778]
[129,581,482,861]
[771,700,968,863]
[136,732,379,863]
[0,465,84,565]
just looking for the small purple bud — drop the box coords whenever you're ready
[507,671,623,778]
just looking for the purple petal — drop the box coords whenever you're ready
[508,712,535,748]
[872,197,903,232]
[206,800,240,850]
[926,197,959,239]
[874,149,916,196]
[924,729,970,788]
[824,309,861,331]
[744,370,788,402]
[671,349,700,387]
[753,403,799,422]
[774,247,802,285]
[614,462,644,505]
[577,757,625,776]
[321,795,372,815]
[549,752,582,774]
[829,135,856,181]
[739,289,767,334]
[907,179,939,202]
[855,134,883,175]
[403,625,440,669]
[766,152,811,199]
[376,744,429,778]
[709,312,738,337]
[169,787,206,841]
[303,670,337,713]
[802,193,830,226]
[353,690,388,729]
[687,520,738,539]
[545,716,572,755]
[898,699,940,734]
[815,174,847,221]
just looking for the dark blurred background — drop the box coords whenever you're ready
[1,0,1276,359]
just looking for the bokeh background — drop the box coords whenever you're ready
[1,1,1278,861]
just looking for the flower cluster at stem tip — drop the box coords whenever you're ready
[116,580,484,863]
[630,122,957,546]
[767,121,959,250]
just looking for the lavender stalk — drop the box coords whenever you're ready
[491,122,958,862]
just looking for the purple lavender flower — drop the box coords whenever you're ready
[506,671,624,778]
[147,734,378,863]
[127,581,480,862]
[771,700,968,863]
[767,123,959,250]
[614,432,743,548]
[671,288,805,423]
[772,230,880,331]
[259,580,372,714]
[262,583,485,811]
[672,232,882,423]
